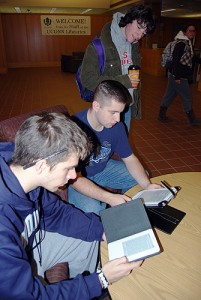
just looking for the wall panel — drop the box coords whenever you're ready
[1,14,112,68]
[2,13,200,70]
[0,14,7,73]
[3,14,29,64]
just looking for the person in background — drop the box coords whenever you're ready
[69,80,161,215]
[80,4,155,131]
[158,24,201,125]
[0,112,142,300]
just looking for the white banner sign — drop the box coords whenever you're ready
[41,15,91,35]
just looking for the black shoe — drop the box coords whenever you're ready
[158,106,172,123]
[186,110,201,125]
[189,119,201,125]
[158,115,172,123]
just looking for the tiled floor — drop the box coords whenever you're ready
[130,72,201,177]
[0,67,201,177]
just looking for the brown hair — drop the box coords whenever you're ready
[11,112,91,167]
[93,80,132,107]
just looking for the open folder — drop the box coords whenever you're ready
[100,198,161,262]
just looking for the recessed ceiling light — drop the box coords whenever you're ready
[50,8,57,13]
[81,9,92,14]
[161,9,176,13]
[14,7,21,13]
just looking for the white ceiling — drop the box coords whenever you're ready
[0,0,200,18]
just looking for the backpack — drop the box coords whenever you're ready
[161,40,177,69]
[76,37,105,102]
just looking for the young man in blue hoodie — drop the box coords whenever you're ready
[0,112,142,299]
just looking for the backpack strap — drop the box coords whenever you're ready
[91,37,105,74]
[75,37,105,102]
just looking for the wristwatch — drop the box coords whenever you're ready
[96,269,109,289]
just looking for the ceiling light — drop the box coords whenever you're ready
[81,9,92,14]
[50,8,57,13]
[161,9,176,13]
[14,7,21,13]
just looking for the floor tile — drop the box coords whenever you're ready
[1,68,201,175]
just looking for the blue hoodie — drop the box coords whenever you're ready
[0,142,104,299]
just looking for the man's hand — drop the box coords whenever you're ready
[102,232,107,242]
[145,183,162,190]
[71,176,131,206]
[128,74,140,89]
[102,256,143,284]
[107,193,131,207]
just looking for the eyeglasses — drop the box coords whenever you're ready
[137,22,147,36]
[187,29,196,33]
[23,149,67,169]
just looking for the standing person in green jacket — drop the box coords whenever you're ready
[80,4,155,131]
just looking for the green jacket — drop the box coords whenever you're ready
[80,22,142,119]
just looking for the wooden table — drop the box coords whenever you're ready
[101,172,201,300]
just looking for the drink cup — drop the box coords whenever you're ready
[128,65,140,89]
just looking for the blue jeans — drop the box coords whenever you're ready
[161,72,192,112]
[68,159,137,215]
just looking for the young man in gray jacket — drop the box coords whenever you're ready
[80,4,155,131]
